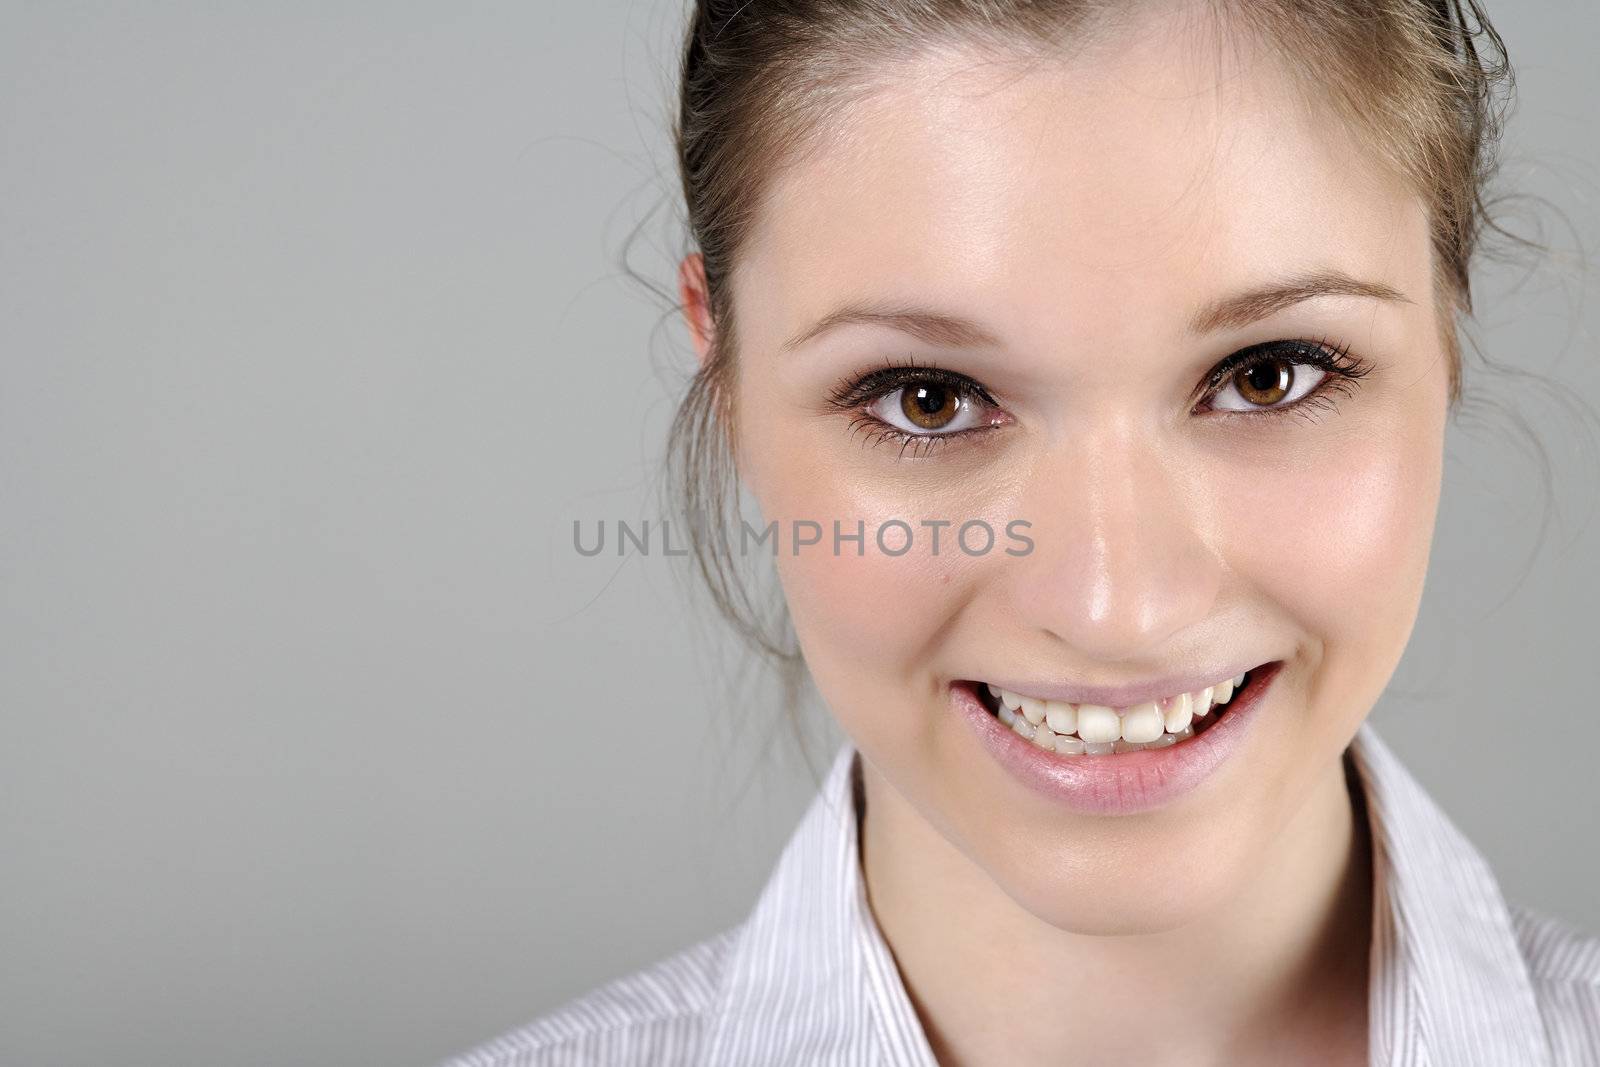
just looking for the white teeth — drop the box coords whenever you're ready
[987,668,1259,756]
[1044,700,1076,735]
[1119,702,1165,744]
[1162,691,1193,734]
[1075,704,1121,744]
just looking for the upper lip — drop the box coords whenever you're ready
[976,660,1273,709]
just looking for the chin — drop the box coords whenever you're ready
[973,808,1267,936]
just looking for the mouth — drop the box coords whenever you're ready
[964,664,1273,757]
[951,661,1285,814]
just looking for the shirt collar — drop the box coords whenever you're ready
[1347,721,1552,1066]
[704,746,935,1066]
[707,721,1552,1066]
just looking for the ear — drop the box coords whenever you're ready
[677,252,716,370]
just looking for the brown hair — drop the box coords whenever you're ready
[662,0,1519,719]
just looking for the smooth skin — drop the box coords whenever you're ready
[678,5,1446,1064]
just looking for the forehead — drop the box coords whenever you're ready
[734,10,1427,350]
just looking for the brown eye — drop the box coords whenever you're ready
[1203,339,1365,417]
[1232,359,1292,407]
[900,381,960,429]
[855,367,999,439]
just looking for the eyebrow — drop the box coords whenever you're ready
[780,269,1410,353]
[781,301,1002,353]
[1187,270,1412,335]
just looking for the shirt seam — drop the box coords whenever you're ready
[460,1007,709,1063]
[1526,971,1600,992]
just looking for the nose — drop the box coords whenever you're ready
[1004,418,1223,662]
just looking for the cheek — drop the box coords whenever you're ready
[735,397,991,718]
[1231,415,1443,707]
[761,471,980,692]
[739,382,972,675]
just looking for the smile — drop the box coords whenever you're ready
[975,671,1254,755]
[952,661,1283,815]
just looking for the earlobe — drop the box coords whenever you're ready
[678,253,716,370]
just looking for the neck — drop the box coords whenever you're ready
[859,753,1373,1067]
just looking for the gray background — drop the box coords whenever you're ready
[1,3,1595,1065]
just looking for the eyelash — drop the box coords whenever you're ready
[825,339,1372,458]
[826,355,1003,459]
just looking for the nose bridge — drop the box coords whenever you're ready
[1009,418,1221,660]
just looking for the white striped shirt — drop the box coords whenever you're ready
[442,722,1600,1066]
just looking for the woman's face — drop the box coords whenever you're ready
[688,11,1448,932]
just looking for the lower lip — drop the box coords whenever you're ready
[951,661,1283,816]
